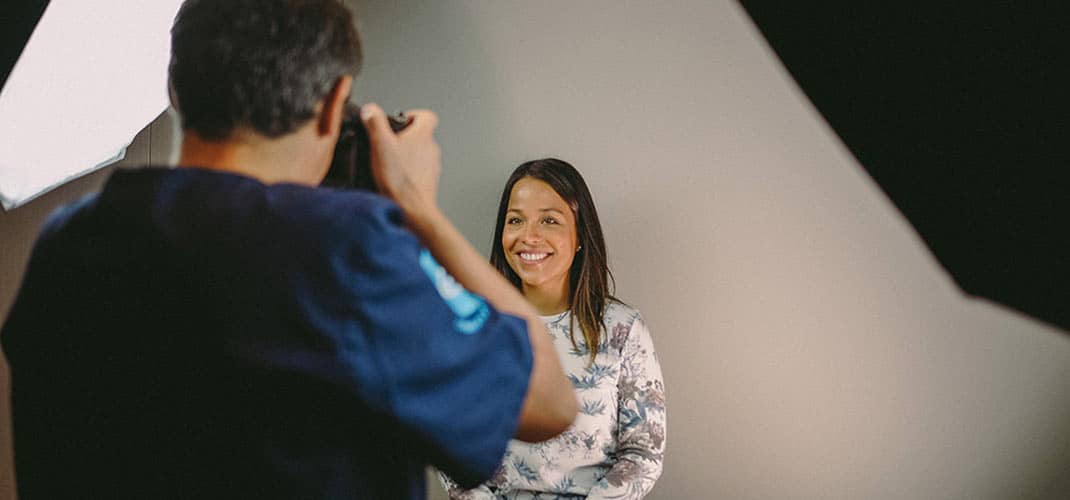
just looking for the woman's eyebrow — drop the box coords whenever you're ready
[507,207,565,213]
[506,207,568,217]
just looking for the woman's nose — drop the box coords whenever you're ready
[521,225,542,243]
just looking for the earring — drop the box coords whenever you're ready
[576,246,582,253]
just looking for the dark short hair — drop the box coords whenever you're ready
[490,158,617,364]
[169,0,362,140]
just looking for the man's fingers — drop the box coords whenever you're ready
[360,103,394,145]
[398,109,438,137]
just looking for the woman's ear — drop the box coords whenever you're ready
[318,75,353,137]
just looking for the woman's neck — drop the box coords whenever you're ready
[522,279,571,316]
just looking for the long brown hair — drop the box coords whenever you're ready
[490,158,616,364]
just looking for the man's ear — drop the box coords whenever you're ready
[318,75,353,137]
[167,79,181,113]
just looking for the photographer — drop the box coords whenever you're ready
[0,0,576,498]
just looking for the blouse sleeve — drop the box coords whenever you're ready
[586,315,666,499]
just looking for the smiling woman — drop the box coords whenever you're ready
[493,159,614,367]
[440,158,667,499]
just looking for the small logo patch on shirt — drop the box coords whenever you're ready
[418,249,489,334]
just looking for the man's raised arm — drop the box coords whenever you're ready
[360,104,577,441]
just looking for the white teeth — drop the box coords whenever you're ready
[519,252,549,261]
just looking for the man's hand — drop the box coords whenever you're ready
[361,103,442,219]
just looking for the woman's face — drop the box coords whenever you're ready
[501,177,579,298]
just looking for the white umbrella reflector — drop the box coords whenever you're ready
[0,0,184,210]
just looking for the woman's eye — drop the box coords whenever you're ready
[507,217,522,225]
[542,217,559,224]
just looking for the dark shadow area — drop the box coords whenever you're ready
[1,0,50,93]
[738,2,1069,333]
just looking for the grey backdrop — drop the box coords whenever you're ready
[2,1,1068,499]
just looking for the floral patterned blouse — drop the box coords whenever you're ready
[441,300,666,499]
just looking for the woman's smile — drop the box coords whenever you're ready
[517,251,552,264]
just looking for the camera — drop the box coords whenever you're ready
[321,103,410,191]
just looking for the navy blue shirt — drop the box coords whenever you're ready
[1,168,532,499]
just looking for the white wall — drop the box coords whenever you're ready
[347,1,1070,499]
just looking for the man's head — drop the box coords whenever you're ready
[169,0,362,141]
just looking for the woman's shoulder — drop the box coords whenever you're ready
[605,298,641,321]
[604,299,645,334]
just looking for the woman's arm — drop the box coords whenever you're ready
[587,316,666,499]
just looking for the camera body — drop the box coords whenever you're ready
[321,104,410,191]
